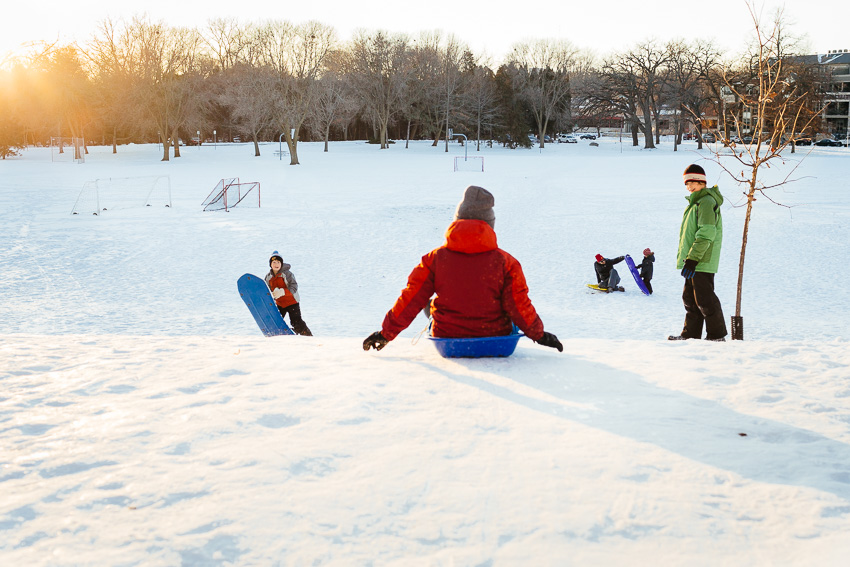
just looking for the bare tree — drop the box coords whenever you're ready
[624,40,669,149]
[439,34,470,152]
[87,19,150,153]
[219,63,278,156]
[348,30,411,149]
[664,39,721,151]
[583,56,643,146]
[308,60,357,152]
[204,18,252,71]
[711,3,823,339]
[464,61,501,150]
[507,39,577,148]
[408,32,446,146]
[259,20,336,164]
[98,17,208,161]
[33,45,95,159]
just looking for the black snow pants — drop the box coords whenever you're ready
[681,272,727,340]
[278,303,313,336]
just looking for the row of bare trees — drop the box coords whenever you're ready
[0,15,824,162]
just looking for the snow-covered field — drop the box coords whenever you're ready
[2,138,849,565]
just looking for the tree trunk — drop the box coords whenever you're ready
[673,114,679,152]
[379,121,389,149]
[172,129,182,158]
[642,98,655,149]
[161,133,170,162]
[253,132,261,157]
[112,126,117,154]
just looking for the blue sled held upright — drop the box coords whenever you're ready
[237,273,295,336]
[625,255,651,296]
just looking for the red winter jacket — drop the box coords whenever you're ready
[381,219,545,341]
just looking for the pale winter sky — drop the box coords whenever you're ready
[3,0,849,63]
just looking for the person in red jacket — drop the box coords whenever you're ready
[363,186,562,352]
[265,251,312,336]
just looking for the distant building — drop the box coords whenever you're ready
[799,50,850,137]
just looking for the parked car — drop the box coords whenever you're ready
[793,137,813,146]
[815,138,845,147]
[543,135,553,143]
[557,133,577,143]
[579,133,597,140]
[701,133,716,143]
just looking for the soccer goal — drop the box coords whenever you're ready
[202,178,261,212]
[71,175,172,215]
[454,156,484,172]
[51,137,86,163]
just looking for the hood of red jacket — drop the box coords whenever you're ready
[444,220,498,254]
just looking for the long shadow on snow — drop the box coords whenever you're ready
[412,350,850,501]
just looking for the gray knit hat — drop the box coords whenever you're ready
[454,185,495,228]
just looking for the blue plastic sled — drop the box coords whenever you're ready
[625,255,651,296]
[237,273,295,337]
[429,327,524,358]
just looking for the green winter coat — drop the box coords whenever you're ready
[676,185,724,273]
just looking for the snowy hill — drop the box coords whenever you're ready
[2,139,849,565]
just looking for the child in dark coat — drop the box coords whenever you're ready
[594,254,625,292]
[637,248,655,294]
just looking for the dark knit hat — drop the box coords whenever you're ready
[454,185,495,228]
[683,164,707,184]
[269,250,284,266]
[595,254,604,262]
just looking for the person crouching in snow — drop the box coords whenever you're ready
[637,248,655,294]
[363,185,562,352]
[594,254,625,292]
[265,251,312,336]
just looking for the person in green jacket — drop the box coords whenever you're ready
[669,164,728,341]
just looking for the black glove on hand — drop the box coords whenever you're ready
[681,259,698,279]
[535,331,563,352]
[363,331,389,351]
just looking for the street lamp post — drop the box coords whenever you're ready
[214,130,217,150]
[197,130,200,150]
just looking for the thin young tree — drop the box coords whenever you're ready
[712,3,823,339]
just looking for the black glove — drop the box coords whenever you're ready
[535,331,563,352]
[681,259,698,279]
[363,331,389,351]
